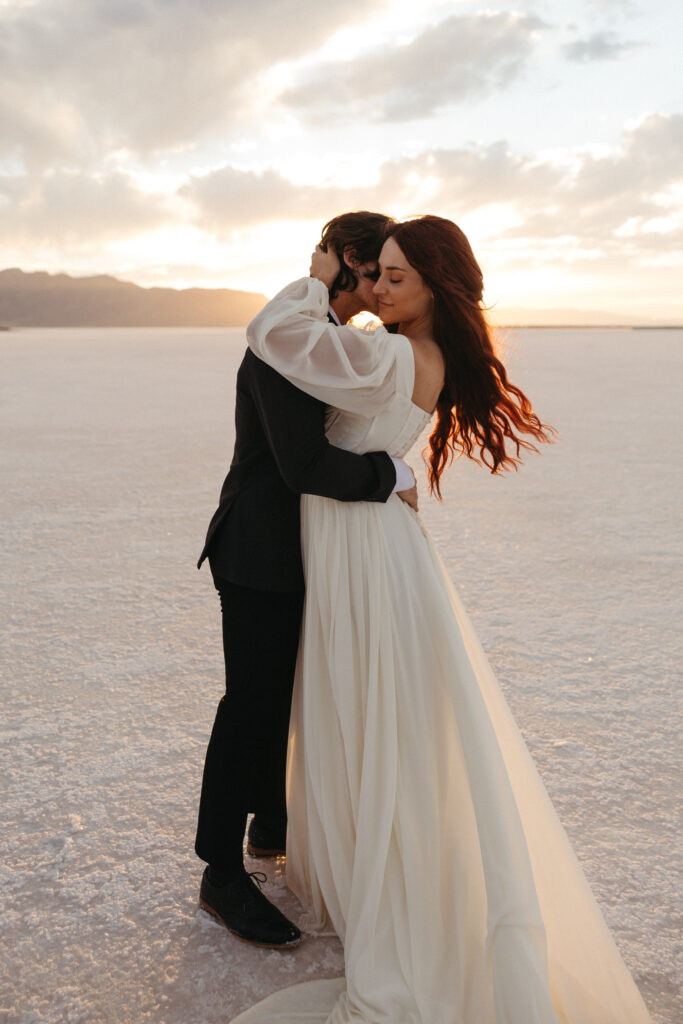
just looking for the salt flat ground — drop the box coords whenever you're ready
[0,327,680,1024]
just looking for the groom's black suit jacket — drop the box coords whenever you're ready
[197,347,395,592]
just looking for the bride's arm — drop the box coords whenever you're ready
[246,278,398,417]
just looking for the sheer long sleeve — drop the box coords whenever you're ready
[246,278,399,417]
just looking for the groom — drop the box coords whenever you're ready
[195,211,417,949]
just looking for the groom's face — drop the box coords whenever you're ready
[349,261,381,316]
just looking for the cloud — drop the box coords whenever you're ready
[182,165,358,231]
[583,0,635,10]
[0,169,170,245]
[563,30,640,62]
[183,113,683,269]
[0,0,388,168]
[536,114,680,216]
[2,67,680,286]
[488,113,683,274]
[279,12,546,123]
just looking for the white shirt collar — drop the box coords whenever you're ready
[327,305,341,326]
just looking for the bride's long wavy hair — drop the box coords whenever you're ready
[385,216,555,498]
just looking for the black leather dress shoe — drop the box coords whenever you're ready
[247,815,287,858]
[199,867,301,949]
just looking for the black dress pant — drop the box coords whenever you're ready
[195,577,304,869]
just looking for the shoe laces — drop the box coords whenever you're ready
[248,870,267,891]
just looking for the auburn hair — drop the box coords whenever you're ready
[385,216,555,497]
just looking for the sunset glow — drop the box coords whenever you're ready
[1,0,680,322]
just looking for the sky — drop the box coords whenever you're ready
[1,0,681,319]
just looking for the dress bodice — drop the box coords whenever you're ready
[324,333,432,458]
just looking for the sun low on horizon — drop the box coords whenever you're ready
[1,0,681,323]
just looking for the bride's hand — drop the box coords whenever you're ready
[309,244,340,289]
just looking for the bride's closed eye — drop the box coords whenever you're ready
[377,269,405,284]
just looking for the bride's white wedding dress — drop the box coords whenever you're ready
[232,279,651,1024]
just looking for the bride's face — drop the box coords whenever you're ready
[373,237,432,325]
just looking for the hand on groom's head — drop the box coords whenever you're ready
[309,244,341,290]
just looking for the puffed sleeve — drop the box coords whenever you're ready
[246,277,399,416]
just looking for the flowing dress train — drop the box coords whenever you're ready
[230,279,652,1024]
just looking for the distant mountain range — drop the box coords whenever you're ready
[0,268,679,329]
[0,268,268,327]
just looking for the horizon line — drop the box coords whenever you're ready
[2,266,680,329]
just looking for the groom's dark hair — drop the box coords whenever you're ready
[319,210,395,299]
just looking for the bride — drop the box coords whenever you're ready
[233,215,652,1023]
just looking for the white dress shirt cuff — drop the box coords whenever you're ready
[391,458,414,492]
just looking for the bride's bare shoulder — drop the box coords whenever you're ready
[406,336,445,413]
